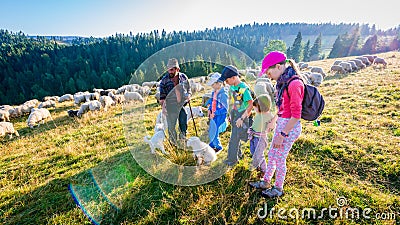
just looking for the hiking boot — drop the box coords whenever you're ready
[261,186,284,198]
[249,180,271,190]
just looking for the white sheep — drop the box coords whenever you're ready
[84,92,100,102]
[88,100,101,111]
[76,100,101,117]
[27,108,51,128]
[339,62,352,73]
[58,94,74,103]
[0,109,10,122]
[38,100,56,109]
[43,96,59,102]
[99,96,115,112]
[356,57,371,66]
[0,122,19,138]
[330,65,346,74]
[124,91,144,103]
[307,72,324,87]
[362,55,377,64]
[333,60,343,66]
[74,92,88,105]
[350,59,366,69]
[310,67,326,77]
[347,61,358,72]
[373,57,387,67]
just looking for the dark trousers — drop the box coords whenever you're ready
[166,105,187,144]
[226,110,250,163]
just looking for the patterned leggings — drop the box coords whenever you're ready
[263,117,301,189]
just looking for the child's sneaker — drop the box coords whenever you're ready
[261,186,284,198]
[249,180,271,190]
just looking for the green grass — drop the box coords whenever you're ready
[1,51,400,224]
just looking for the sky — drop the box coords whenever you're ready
[1,0,399,37]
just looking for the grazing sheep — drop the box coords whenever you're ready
[76,100,101,117]
[339,62,352,73]
[24,99,39,108]
[0,122,19,138]
[333,60,343,66]
[109,93,125,104]
[298,62,309,70]
[27,108,51,128]
[350,59,366,69]
[330,65,346,74]
[99,96,115,111]
[77,102,90,117]
[58,94,74,103]
[67,110,79,117]
[74,92,88,105]
[88,100,101,111]
[43,96,59,102]
[356,57,371,66]
[124,91,144,103]
[307,72,324,87]
[362,55,377,64]
[373,57,387,67]
[347,61,358,72]
[310,67,326,77]
[38,100,56,109]
[84,92,100,102]
[142,81,159,89]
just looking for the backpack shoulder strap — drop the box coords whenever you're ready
[285,76,303,98]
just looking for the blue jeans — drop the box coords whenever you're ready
[208,113,227,150]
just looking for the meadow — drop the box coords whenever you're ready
[1,51,399,224]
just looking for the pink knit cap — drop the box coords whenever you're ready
[258,51,287,77]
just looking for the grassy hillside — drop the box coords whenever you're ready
[1,51,400,224]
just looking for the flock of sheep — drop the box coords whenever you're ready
[0,54,389,140]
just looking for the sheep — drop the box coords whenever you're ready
[330,65,346,74]
[362,55,377,64]
[124,91,144,103]
[88,100,101,111]
[0,109,10,122]
[67,110,79,117]
[24,99,39,108]
[349,59,366,69]
[245,71,256,81]
[190,82,204,94]
[339,62,352,73]
[310,67,326,77]
[76,100,101,117]
[27,108,51,129]
[74,92,88,105]
[298,62,309,70]
[38,100,56,109]
[142,81,159,89]
[99,96,115,111]
[109,93,125,104]
[58,94,74,103]
[307,72,324,87]
[84,92,100,102]
[333,60,343,66]
[373,57,387,68]
[356,57,371,66]
[43,96,59,102]
[0,122,19,139]
[255,78,271,84]
[347,61,358,72]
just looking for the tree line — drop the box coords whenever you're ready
[1,22,399,105]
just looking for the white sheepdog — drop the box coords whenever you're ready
[144,123,167,154]
[186,136,217,166]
